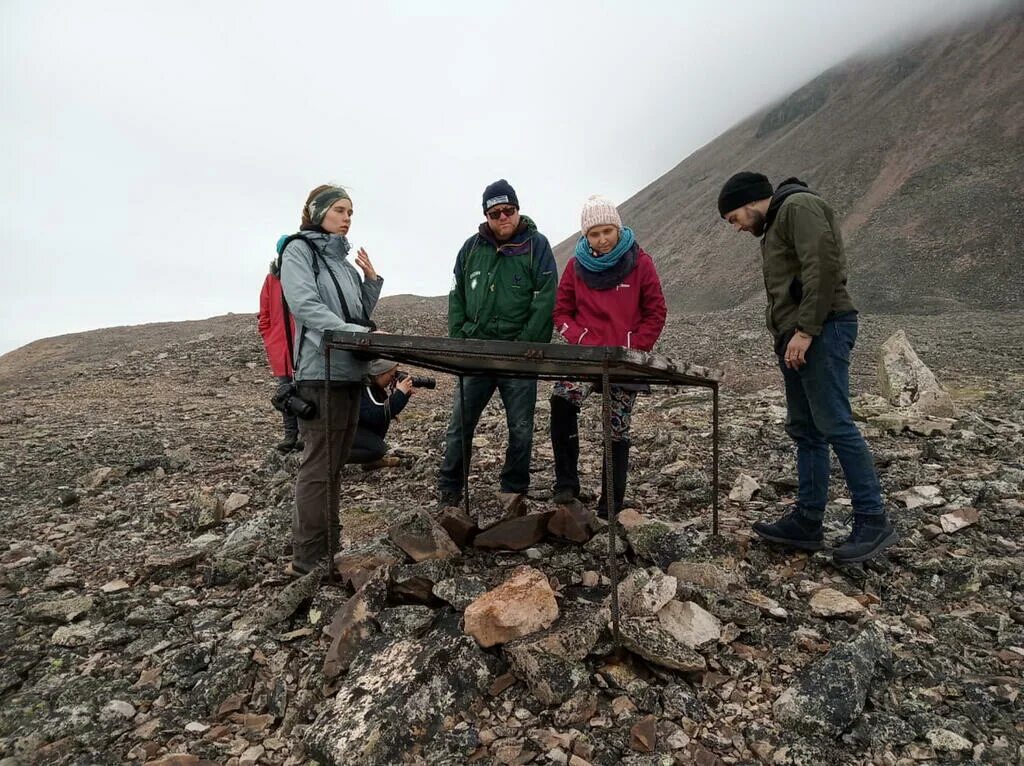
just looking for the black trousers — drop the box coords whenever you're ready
[347,428,388,464]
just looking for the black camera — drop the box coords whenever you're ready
[396,371,436,389]
[271,383,317,419]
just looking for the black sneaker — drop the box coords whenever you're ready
[752,508,824,551]
[833,515,898,564]
[437,491,463,510]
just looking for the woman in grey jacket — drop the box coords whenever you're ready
[279,184,383,575]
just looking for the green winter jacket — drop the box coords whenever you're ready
[760,183,856,339]
[448,215,557,343]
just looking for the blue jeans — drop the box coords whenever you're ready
[438,376,537,495]
[779,314,883,519]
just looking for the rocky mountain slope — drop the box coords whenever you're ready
[553,6,1024,315]
[1,303,1022,765]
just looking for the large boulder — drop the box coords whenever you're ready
[305,614,500,765]
[464,565,559,648]
[773,623,891,737]
[878,330,955,418]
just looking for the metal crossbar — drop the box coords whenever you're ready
[323,332,723,643]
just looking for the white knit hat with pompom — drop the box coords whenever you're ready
[580,194,622,234]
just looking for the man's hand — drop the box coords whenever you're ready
[784,331,813,369]
[396,377,414,395]
[355,248,377,281]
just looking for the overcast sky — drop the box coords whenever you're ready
[0,0,1004,355]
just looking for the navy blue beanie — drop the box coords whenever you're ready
[482,179,519,212]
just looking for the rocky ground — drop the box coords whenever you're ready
[0,303,1021,766]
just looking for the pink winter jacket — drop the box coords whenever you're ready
[553,247,667,351]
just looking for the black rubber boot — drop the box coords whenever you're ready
[752,508,825,551]
[550,396,580,504]
[596,440,630,519]
[833,514,898,564]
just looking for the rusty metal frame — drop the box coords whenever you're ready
[324,333,722,641]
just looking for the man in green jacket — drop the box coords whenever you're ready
[438,179,557,506]
[718,172,896,564]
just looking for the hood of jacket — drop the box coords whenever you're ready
[765,178,818,231]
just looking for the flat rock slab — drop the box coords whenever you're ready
[433,576,489,611]
[334,539,404,590]
[305,616,500,766]
[773,624,891,737]
[473,511,553,551]
[809,588,866,619]
[667,561,740,596]
[390,559,457,604]
[388,510,461,562]
[323,578,388,679]
[27,595,94,624]
[618,616,707,673]
[464,565,559,648]
[657,600,722,648]
[618,568,678,617]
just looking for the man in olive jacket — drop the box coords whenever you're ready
[438,179,556,506]
[718,172,895,564]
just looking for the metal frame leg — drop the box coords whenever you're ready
[324,348,336,583]
[459,374,471,519]
[712,383,720,537]
[602,360,621,647]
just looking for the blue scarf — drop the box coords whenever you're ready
[574,227,636,272]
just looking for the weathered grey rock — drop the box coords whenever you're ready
[256,567,322,628]
[188,649,254,716]
[553,690,599,728]
[432,576,488,611]
[390,559,456,604]
[378,605,436,638]
[926,728,973,752]
[618,616,706,672]
[879,330,955,418]
[618,568,678,617]
[388,510,461,562]
[42,566,82,590]
[661,683,706,722]
[305,615,500,765]
[773,624,891,737]
[323,578,388,679]
[504,649,590,706]
[464,565,559,648]
[51,621,103,648]
[27,595,94,624]
[585,527,628,555]
[334,538,404,590]
[504,601,609,663]
[666,561,739,597]
[624,521,690,569]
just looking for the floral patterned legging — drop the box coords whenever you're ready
[551,381,637,442]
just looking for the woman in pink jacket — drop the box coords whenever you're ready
[551,195,667,516]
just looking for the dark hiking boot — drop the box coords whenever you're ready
[596,440,630,520]
[550,396,580,504]
[437,491,463,510]
[276,436,302,453]
[552,487,578,505]
[752,508,824,551]
[833,514,898,564]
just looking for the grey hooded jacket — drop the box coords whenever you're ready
[279,231,383,382]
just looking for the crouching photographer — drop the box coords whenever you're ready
[348,359,434,470]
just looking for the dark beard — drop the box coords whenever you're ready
[750,210,766,237]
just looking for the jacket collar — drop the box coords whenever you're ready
[765,178,817,231]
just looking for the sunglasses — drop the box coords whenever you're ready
[486,206,518,221]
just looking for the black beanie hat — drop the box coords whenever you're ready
[482,179,519,212]
[717,172,773,217]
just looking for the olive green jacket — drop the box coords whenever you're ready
[760,185,856,339]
